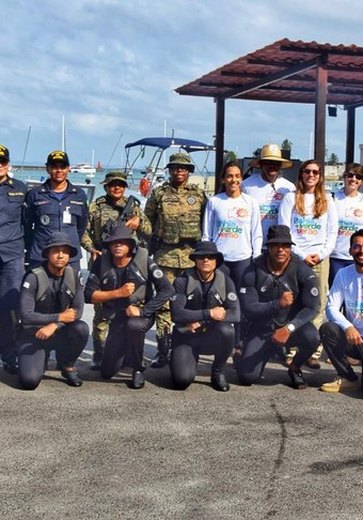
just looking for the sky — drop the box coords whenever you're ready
[2,0,363,169]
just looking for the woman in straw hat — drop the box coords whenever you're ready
[278,159,338,368]
[243,143,295,242]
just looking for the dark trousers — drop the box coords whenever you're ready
[170,322,235,389]
[235,322,320,385]
[17,320,89,390]
[101,316,154,379]
[224,259,251,348]
[0,257,24,364]
[320,322,361,382]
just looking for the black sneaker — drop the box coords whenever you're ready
[288,366,307,390]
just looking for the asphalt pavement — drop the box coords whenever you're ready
[1,304,362,520]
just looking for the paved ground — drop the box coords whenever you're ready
[1,304,362,520]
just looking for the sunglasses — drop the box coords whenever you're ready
[345,172,363,181]
[302,168,320,175]
[196,255,217,260]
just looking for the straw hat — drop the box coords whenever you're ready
[249,144,293,169]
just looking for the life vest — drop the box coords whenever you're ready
[99,246,149,319]
[31,265,76,315]
[174,268,227,332]
[252,254,301,327]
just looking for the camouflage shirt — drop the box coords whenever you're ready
[144,182,207,268]
[81,194,151,252]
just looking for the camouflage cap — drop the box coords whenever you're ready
[0,145,10,162]
[100,170,128,188]
[166,152,195,173]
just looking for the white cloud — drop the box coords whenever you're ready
[1,0,363,165]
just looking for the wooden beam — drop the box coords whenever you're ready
[227,59,317,98]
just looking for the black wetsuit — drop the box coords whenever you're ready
[236,253,320,384]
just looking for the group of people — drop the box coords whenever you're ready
[0,142,362,394]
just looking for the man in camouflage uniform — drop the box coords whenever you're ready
[144,153,207,368]
[82,170,152,369]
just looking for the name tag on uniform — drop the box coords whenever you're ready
[63,206,72,224]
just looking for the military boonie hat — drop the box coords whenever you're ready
[46,150,70,167]
[0,145,10,162]
[264,225,295,246]
[103,224,136,247]
[100,170,128,188]
[42,231,78,258]
[189,241,224,267]
[249,144,293,169]
[166,152,195,173]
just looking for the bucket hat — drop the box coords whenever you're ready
[46,150,70,167]
[189,241,224,267]
[264,225,295,246]
[42,232,78,258]
[103,224,136,247]
[249,144,293,169]
[0,145,10,162]
[166,153,195,173]
[100,170,128,188]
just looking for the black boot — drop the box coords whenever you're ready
[150,334,171,368]
[211,372,230,392]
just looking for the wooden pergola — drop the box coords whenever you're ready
[176,38,363,189]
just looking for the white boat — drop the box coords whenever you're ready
[70,163,97,177]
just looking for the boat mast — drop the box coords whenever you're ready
[61,115,66,151]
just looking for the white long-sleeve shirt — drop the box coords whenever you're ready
[331,189,363,260]
[202,192,263,261]
[278,191,338,260]
[242,173,295,241]
[326,264,363,336]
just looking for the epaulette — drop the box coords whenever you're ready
[95,195,107,205]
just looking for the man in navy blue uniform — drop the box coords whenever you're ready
[0,145,27,373]
[24,150,88,271]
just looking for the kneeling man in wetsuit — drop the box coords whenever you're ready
[18,232,89,389]
[170,241,240,392]
[85,224,174,389]
[235,225,320,389]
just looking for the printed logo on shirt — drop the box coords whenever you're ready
[337,219,359,237]
[217,220,243,239]
[259,205,278,222]
[293,215,321,236]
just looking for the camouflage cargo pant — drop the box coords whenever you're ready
[92,304,110,361]
[156,267,185,338]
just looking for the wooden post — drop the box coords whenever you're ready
[214,97,225,194]
[345,106,355,165]
[314,57,328,169]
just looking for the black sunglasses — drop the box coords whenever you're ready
[345,172,363,181]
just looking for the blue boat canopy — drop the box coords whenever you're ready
[125,137,213,153]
